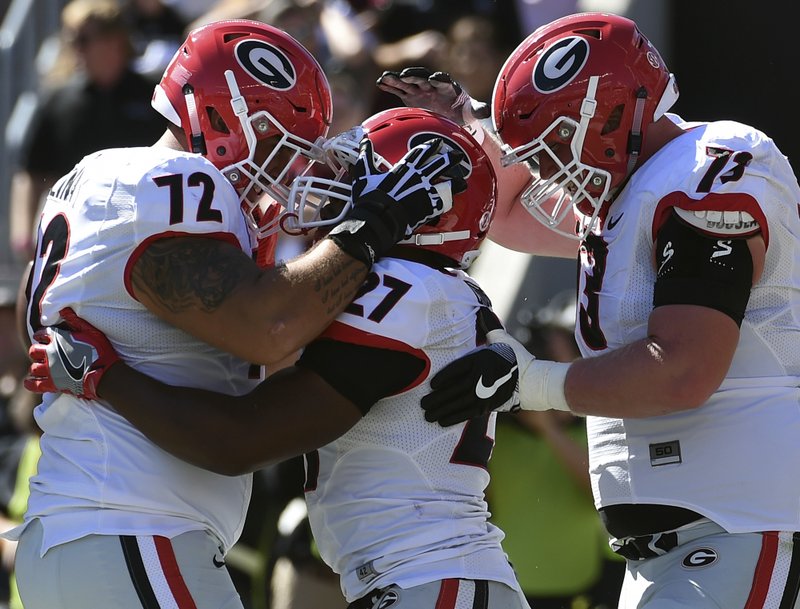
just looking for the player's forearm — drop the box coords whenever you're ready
[563,305,738,418]
[211,239,368,365]
[97,363,247,472]
[133,236,368,366]
[253,239,368,361]
[564,338,717,418]
[98,363,361,476]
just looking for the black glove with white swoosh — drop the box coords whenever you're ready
[421,330,521,426]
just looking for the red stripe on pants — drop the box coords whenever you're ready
[744,532,779,609]
[435,579,460,609]
[154,536,199,609]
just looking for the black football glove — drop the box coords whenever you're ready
[376,67,490,126]
[421,330,521,427]
[327,136,467,265]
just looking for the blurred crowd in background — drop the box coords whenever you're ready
[0,0,795,607]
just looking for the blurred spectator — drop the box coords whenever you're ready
[326,65,372,137]
[0,267,40,609]
[487,291,624,609]
[159,0,219,23]
[365,0,515,43]
[8,0,166,262]
[121,0,188,82]
[442,15,509,104]
[512,0,579,39]
[371,28,447,73]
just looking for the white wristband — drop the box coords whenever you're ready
[518,359,571,412]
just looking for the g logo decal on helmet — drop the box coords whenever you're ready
[408,132,472,177]
[235,39,296,90]
[532,36,590,94]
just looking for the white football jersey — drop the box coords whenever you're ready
[21,146,261,554]
[301,257,519,602]
[578,116,800,532]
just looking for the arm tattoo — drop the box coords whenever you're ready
[315,255,367,316]
[132,238,251,313]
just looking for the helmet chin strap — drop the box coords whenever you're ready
[225,70,257,154]
[626,87,648,176]
[183,84,206,154]
[398,230,471,246]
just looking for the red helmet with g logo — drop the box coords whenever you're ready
[152,19,333,233]
[493,12,679,237]
[285,107,497,268]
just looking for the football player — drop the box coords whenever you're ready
[380,12,800,609]
[6,19,465,609]
[26,108,531,609]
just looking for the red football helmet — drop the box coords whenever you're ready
[152,19,333,237]
[285,107,497,268]
[493,12,679,238]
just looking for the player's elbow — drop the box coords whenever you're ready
[659,369,721,413]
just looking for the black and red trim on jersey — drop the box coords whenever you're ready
[298,321,429,414]
[652,191,768,246]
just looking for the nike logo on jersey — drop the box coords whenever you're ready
[54,331,87,381]
[606,213,624,230]
[475,366,518,399]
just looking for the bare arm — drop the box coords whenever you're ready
[565,234,765,417]
[479,129,577,258]
[422,231,764,425]
[130,236,367,366]
[374,69,577,258]
[98,362,362,476]
[565,303,739,418]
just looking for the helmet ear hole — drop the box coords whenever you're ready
[207,107,230,134]
[602,105,624,135]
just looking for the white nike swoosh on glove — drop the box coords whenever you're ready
[475,366,518,399]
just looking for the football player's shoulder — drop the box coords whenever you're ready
[698,119,786,167]
[130,147,221,183]
[373,257,437,284]
[368,257,464,315]
[374,257,470,298]
[125,148,238,203]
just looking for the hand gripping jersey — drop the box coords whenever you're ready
[578,116,800,532]
[19,147,261,555]
[299,256,519,602]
